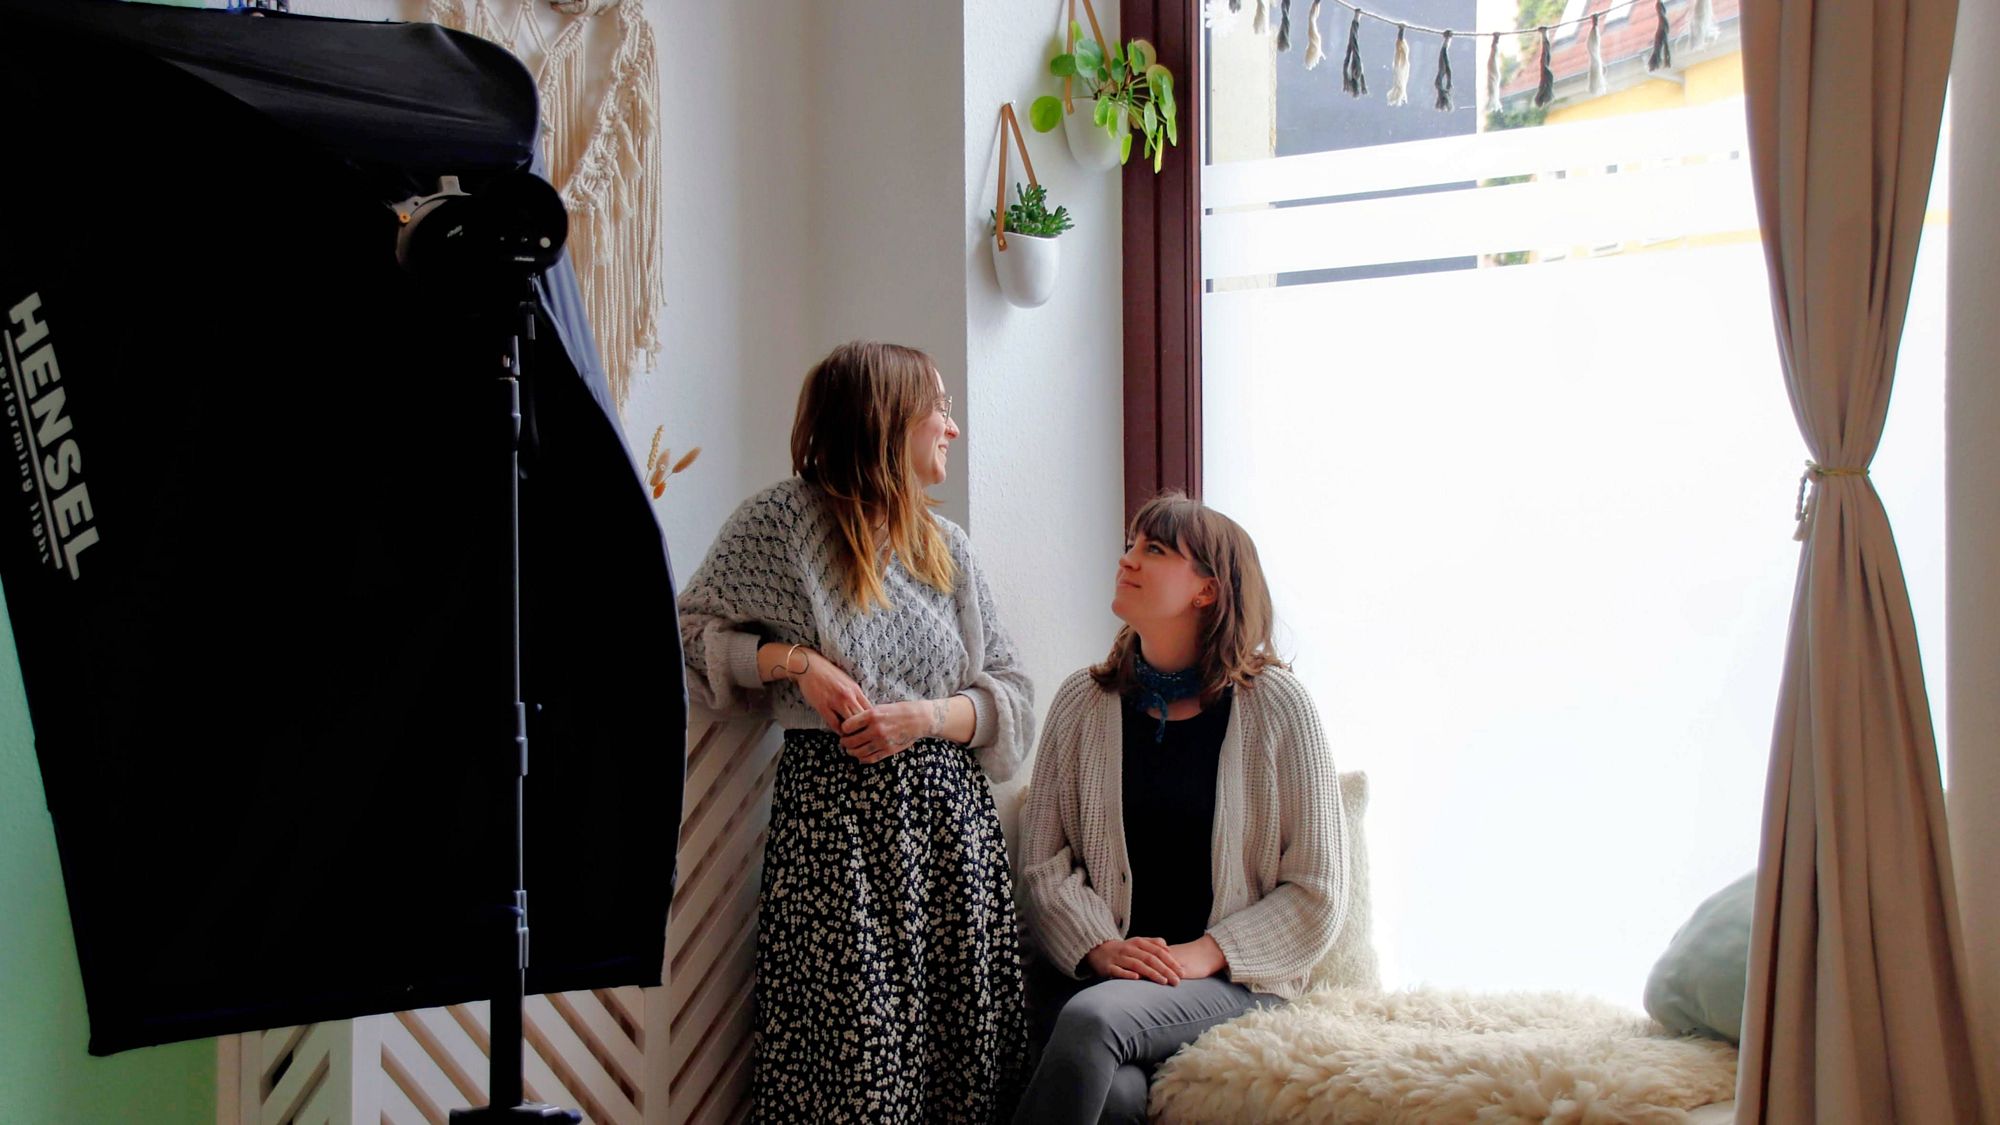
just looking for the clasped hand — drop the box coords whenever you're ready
[1084,934,1227,985]
[781,647,936,765]
[838,701,935,765]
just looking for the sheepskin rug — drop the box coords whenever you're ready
[1148,988,1738,1124]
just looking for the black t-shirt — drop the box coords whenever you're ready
[1121,689,1232,946]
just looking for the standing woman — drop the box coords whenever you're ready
[677,341,1034,1123]
[1014,493,1347,1124]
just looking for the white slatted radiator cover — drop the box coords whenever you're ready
[218,712,782,1125]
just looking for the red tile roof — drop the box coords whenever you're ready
[1498,0,1740,97]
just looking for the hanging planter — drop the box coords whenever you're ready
[1062,97,1127,171]
[988,103,1073,309]
[993,226,1062,309]
[1029,0,1178,173]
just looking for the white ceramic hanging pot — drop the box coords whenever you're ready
[1063,97,1127,171]
[992,231,1061,309]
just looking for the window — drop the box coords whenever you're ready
[1143,0,1951,1006]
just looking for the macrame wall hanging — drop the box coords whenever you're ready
[1220,0,1721,113]
[426,0,664,411]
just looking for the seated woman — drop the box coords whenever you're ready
[1013,492,1349,1125]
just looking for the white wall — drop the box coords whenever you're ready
[638,0,1129,718]
[621,0,818,566]
[1947,0,2000,1113]
[801,2,974,526]
[963,1,1126,713]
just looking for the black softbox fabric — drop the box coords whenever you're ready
[0,0,684,1056]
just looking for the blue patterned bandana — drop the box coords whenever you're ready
[1133,653,1202,743]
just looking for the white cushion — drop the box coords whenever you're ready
[1308,770,1379,991]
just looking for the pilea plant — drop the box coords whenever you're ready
[1029,26,1179,172]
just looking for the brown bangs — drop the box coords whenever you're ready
[1090,492,1286,704]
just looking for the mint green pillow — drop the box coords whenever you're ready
[1644,871,1755,1044]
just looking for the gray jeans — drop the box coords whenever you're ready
[1013,961,1280,1125]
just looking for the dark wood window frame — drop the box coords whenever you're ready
[1121,0,1203,519]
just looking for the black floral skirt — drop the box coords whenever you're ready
[752,729,1027,1124]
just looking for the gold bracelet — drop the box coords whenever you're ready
[781,643,811,677]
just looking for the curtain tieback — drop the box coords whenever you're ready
[1793,461,1870,541]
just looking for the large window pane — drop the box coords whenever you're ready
[1200,2,1948,1006]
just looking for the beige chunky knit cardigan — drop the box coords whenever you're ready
[1017,666,1348,1000]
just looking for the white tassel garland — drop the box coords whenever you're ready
[1648,0,1672,71]
[1692,0,1719,48]
[1486,33,1501,115]
[1304,0,1326,69]
[1434,29,1454,111]
[1387,25,1410,106]
[1533,24,1554,107]
[1587,14,1607,95]
[1341,10,1367,96]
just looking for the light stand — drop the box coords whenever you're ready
[393,172,581,1125]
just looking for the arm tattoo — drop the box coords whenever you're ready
[930,697,950,737]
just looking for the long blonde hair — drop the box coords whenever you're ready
[1090,492,1285,704]
[791,341,956,610]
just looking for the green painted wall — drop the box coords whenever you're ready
[0,598,214,1125]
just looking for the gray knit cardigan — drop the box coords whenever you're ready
[1017,666,1348,999]
[675,477,1035,781]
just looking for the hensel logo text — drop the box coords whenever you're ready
[3,293,99,579]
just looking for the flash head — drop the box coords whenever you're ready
[392,171,568,283]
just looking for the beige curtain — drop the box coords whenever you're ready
[1737,0,1986,1121]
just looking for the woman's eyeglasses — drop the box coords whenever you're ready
[935,394,954,419]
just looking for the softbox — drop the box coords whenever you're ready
[0,0,685,1056]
